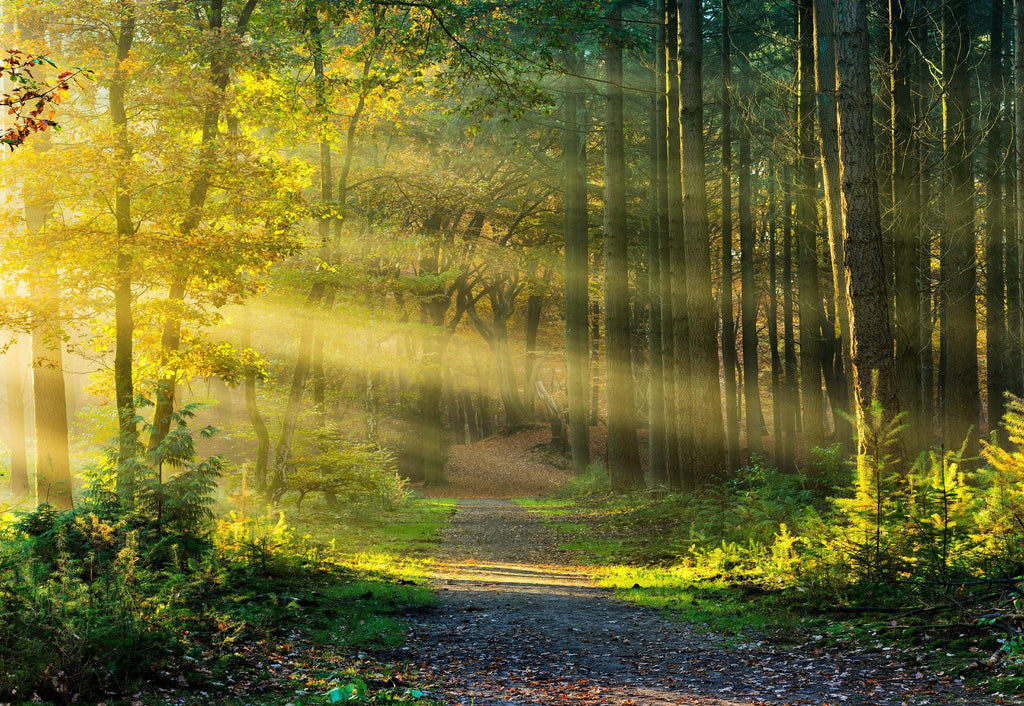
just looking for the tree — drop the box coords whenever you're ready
[835,0,901,453]
[941,0,980,457]
[603,5,642,491]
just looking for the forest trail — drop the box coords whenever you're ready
[405,499,1006,706]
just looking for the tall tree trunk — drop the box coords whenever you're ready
[656,0,679,485]
[23,79,72,510]
[987,0,1007,435]
[309,0,333,427]
[813,0,854,448]
[590,297,601,427]
[604,8,643,491]
[781,165,799,470]
[890,0,924,454]
[738,95,762,457]
[1010,0,1024,400]
[942,0,980,457]
[836,0,902,450]
[797,0,825,451]
[563,64,591,473]
[110,1,138,493]
[666,0,686,489]
[918,21,936,440]
[31,317,72,511]
[720,0,741,469]
[768,188,784,465]
[5,338,29,501]
[678,0,725,485]
[648,42,667,483]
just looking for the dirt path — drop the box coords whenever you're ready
[405,499,1010,706]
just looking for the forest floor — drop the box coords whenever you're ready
[397,498,1010,705]
[396,431,1016,705]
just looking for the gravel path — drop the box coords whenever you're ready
[406,499,1013,706]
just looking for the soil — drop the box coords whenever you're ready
[400,499,1016,705]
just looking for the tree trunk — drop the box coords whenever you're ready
[5,338,29,501]
[678,0,725,485]
[942,0,980,457]
[1010,0,1024,400]
[648,21,668,483]
[890,0,924,455]
[110,2,138,492]
[148,281,186,451]
[738,95,762,457]
[721,0,741,469]
[836,0,902,450]
[31,318,72,510]
[563,65,591,474]
[797,0,825,451]
[604,8,643,491]
[814,0,854,448]
[23,88,72,510]
[768,189,784,466]
[666,0,686,489]
[781,165,799,471]
[987,0,1007,435]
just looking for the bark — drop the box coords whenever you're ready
[781,165,799,471]
[1011,0,1024,399]
[5,338,29,500]
[813,0,854,447]
[31,318,72,510]
[836,0,902,450]
[942,0,980,457]
[666,0,686,489]
[603,8,643,490]
[110,1,138,489]
[986,0,1007,434]
[648,30,667,483]
[738,97,762,457]
[797,0,825,450]
[23,78,72,510]
[721,0,741,469]
[768,189,784,466]
[309,0,334,425]
[890,0,924,454]
[678,0,725,485]
[563,65,591,474]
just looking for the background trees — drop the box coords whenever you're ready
[2,0,1024,510]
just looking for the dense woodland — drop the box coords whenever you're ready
[5,0,1024,701]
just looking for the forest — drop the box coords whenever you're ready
[3,0,1024,703]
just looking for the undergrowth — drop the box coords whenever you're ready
[0,411,453,705]
[523,398,1024,690]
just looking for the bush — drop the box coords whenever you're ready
[288,425,410,510]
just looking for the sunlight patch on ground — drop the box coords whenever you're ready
[429,559,595,588]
